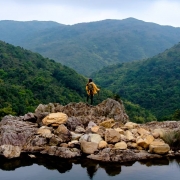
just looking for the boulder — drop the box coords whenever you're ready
[149,141,170,155]
[42,112,68,126]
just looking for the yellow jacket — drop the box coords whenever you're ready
[86,82,100,95]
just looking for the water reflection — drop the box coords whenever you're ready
[139,158,169,167]
[0,153,180,179]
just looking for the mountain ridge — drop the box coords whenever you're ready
[1,18,180,75]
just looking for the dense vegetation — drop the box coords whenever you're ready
[0,41,98,118]
[1,18,180,76]
[0,41,157,122]
[93,43,180,120]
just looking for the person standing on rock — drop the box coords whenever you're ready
[86,78,100,105]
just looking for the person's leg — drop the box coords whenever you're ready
[90,94,93,105]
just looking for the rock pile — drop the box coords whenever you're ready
[0,98,180,162]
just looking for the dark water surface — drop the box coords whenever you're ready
[0,153,180,180]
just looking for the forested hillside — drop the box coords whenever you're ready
[93,43,180,120]
[0,18,180,75]
[0,41,156,123]
[0,40,87,117]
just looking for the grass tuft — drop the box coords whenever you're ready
[162,130,180,151]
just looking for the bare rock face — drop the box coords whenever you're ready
[35,98,129,129]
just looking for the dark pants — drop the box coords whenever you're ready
[87,92,93,105]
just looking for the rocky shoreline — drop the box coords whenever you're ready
[0,98,180,162]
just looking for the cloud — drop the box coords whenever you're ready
[145,0,180,26]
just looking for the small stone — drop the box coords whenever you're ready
[91,126,100,133]
[124,122,138,129]
[98,141,108,149]
[114,141,127,149]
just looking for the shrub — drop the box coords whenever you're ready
[162,130,180,150]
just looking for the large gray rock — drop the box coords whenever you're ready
[0,115,38,146]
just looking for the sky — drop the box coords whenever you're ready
[0,0,180,27]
